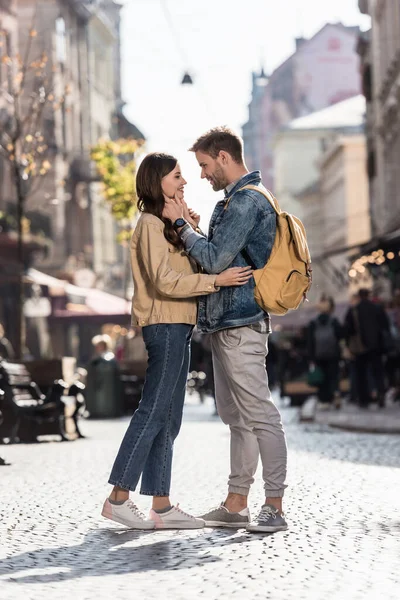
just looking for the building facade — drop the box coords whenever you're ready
[273,95,366,219]
[273,96,370,302]
[13,0,94,273]
[86,3,120,292]
[0,0,143,356]
[358,0,400,239]
[0,0,18,216]
[7,0,141,292]
[317,134,371,300]
[243,23,362,190]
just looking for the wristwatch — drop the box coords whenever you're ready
[173,217,187,229]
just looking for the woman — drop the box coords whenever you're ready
[102,152,252,530]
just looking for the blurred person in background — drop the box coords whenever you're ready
[102,152,252,531]
[384,291,400,403]
[307,297,343,409]
[345,288,390,408]
[91,334,112,358]
[86,334,122,419]
[115,327,148,364]
[0,324,15,360]
[343,293,361,404]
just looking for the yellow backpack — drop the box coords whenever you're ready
[231,185,312,316]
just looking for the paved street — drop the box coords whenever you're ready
[1,396,400,600]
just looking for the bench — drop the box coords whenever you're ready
[0,361,86,443]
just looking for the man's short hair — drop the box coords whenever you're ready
[189,126,244,164]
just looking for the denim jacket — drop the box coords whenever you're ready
[182,171,276,333]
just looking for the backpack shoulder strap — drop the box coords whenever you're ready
[240,184,282,214]
[224,184,281,214]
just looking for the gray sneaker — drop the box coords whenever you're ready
[199,503,250,528]
[246,504,288,533]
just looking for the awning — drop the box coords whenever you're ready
[311,227,400,264]
[357,228,400,253]
[27,269,131,320]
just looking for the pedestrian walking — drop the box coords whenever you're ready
[343,293,361,404]
[163,127,288,533]
[102,152,252,530]
[307,297,343,409]
[385,294,400,402]
[344,288,391,408]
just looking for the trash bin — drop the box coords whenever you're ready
[85,352,122,418]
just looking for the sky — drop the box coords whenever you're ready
[119,0,371,227]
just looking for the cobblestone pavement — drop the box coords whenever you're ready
[1,396,400,600]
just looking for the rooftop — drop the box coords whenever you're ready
[286,95,366,132]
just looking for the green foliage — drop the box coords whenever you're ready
[91,139,144,232]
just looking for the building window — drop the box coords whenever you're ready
[55,17,67,64]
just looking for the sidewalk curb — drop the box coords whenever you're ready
[314,411,400,434]
[326,422,400,434]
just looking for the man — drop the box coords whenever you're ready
[345,288,390,408]
[163,126,287,533]
[307,297,343,409]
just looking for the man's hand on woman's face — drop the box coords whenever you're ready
[173,194,201,228]
[162,194,201,230]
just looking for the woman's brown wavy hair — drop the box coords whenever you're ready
[136,152,182,249]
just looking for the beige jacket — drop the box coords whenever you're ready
[130,213,217,326]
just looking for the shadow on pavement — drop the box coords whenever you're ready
[0,528,267,584]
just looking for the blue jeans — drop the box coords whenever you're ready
[109,324,193,496]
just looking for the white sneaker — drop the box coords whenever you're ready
[101,498,155,530]
[149,504,205,529]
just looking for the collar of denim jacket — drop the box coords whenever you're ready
[224,170,261,198]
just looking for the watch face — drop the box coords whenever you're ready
[174,218,186,227]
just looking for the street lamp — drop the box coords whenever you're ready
[181,71,193,85]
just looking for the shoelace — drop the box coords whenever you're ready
[126,500,146,520]
[174,503,196,520]
[208,503,226,513]
[257,505,278,521]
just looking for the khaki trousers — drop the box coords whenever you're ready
[211,326,287,497]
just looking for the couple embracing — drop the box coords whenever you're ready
[101,127,288,534]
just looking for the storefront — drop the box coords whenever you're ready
[348,229,400,299]
[0,232,49,356]
[26,269,131,364]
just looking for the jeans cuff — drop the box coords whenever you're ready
[140,490,170,496]
[228,485,250,496]
[108,479,136,492]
